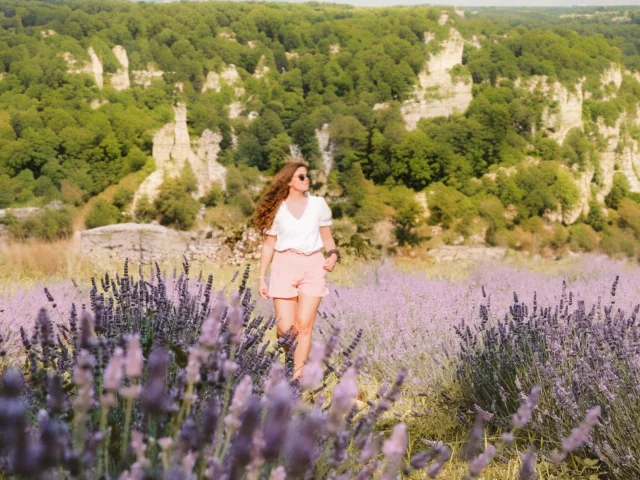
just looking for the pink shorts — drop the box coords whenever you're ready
[268,250,330,298]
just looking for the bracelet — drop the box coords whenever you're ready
[326,249,341,263]
[258,276,266,279]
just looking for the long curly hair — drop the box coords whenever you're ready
[252,162,308,235]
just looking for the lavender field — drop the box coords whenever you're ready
[0,254,636,478]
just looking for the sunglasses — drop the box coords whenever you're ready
[296,173,309,181]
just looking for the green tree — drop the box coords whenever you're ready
[154,176,200,230]
[85,199,121,229]
[605,173,630,210]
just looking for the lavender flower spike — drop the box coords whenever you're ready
[552,406,602,463]
[468,444,496,477]
[124,334,144,379]
[381,423,408,480]
[513,385,542,429]
[300,342,325,391]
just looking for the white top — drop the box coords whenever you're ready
[265,192,333,253]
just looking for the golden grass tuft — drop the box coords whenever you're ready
[0,239,97,289]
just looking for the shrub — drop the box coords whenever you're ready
[201,182,224,208]
[617,198,640,237]
[455,277,640,479]
[85,199,120,229]
[605,173,630,210]
[154,176,200,230]
[601,225,638,258]
[585,199,605,232]
[2,207,74,241]
[568,224,599,252]
[134,194,157,223]
[112,187,134,211]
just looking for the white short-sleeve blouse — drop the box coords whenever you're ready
[265,192,333,253]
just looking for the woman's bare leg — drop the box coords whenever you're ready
[292,293,323,379]
[273,297,297,352]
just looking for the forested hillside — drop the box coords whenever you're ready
[1,0,640,258]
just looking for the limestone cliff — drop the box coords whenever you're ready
[110,45,130,91]
[315,123,335,177]
[518,76,585,144]
[131,103,227,213]
[401,28,473,131]
[132,64,164,87]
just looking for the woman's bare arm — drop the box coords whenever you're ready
[259,234,277,278]
[320,226,336,254]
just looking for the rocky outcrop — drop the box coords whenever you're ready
[253,55,269,79]
[289,144,304,162]
[41,29,56,37]
[562,167,593,225]
[202,65,243,94]
[594,115,640,202]
[132,103,227,212]
[438,11,450,25]
[131,64,164,87]
[329,44,340,55]
[87,47,104,89]
[285,52,299,60]
[63,49,103,88]
[428,246,507,263]
[110,45,130,91]
[401,28,473,131]
[520,76,584,144]
[90,99,108,109]
[78,223,262,265]
[315,123,335,177]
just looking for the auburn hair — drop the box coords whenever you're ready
[252,162,308,235]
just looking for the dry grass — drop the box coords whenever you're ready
[0,239,97,289]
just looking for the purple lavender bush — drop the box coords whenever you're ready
[0,259,453,479]
[456,275,640,479]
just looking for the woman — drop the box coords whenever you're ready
[252,162,340,379]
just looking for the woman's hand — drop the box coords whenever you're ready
[323,254,337,272]
[258,278,269,300]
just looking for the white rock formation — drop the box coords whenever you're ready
[315,123,335,177]
[202,65,242,94]
[468,35,481,49]
[0,73,4,82]
[329,44,340,55]
[63,49,104,89]
[247,40,257,49]
[253,55,269,79]
[562,167,593,224]
[289,144,304,162]
[131,64,164,87]
[601,64,623,89]
[87,47,104,89]
[522,76,584,144]
[218,31,236,41]
[41,29,56,37]
[594,114,640,202]
[373,102,389,110]
[228,101,243,119]
[78,223,262,265]
[110,45,130,91]
[454,8,465,18]
[90,99,108,109]
[401,28,473,131]
[414,191,429,218]
[439,11,450,25]
[285,52,299,60]
[132,103,227,212]
[423,32,435,44]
